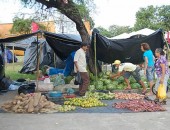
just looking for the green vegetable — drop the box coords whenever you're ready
[116,84,124,90]
[131,83,141,89]
[88,85,95,91]
[96,84,104,90]
[129,77,136,84]
[117,76,124,84]
[106,71,111,76]
[106,84,116,90]
[64,76,73,84]
[103,79,112,85]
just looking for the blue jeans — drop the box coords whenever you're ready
[146,66,154,82]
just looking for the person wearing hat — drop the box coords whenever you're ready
[110,60,147,93]
[74,42,89,96]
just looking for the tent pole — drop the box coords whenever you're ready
[13,43,15,71]
[94,32,98,87]
[54,53,56,68]
[4,44,6,69]
[36,34,39,91]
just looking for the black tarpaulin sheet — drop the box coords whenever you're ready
[91,29,165,64]
[43,32,82,60]
[0,31,40,43]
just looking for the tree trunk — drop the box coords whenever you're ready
[35,0,99,74]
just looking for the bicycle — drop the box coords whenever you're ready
[152,81,170,95]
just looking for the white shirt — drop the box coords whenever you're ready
[118,63,137,72]
[74,48,87,72]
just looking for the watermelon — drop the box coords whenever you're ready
[106,84,116,90]
[97,81,103,86]
[88,85,95,91]
[95,81,104,90]
[112,81,118,86]
[98,72,104,78]
[96,84,104,90]
[64,76,73,84]
[117,76,124,84]
[129,77,136,84]
[117,84,124,90]
[106,71,111,76]
[131,83,141,89]
[103,79,112,85]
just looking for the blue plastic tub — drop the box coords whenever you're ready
[48,91,62,97]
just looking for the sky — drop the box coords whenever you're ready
[93,0,170,29]
[0,0,170,29]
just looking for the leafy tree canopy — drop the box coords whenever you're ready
[134,5,170,31]
[96,26,112,38]
[10,17,47,34]
[96,25,133,38]
[21,0,95,28]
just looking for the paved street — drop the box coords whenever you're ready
[0,91,170,130]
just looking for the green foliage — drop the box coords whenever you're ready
[10,16,47,34]
[108,25,133,37]
[73,0,95,28]
[157,5,170,31]
[134,5,170,31]
[96,25,133,38]
[10,17,32,34]
[21,0,95,29]
[96,26,112,37]
[38,23,47,31]
[5,62,36,80]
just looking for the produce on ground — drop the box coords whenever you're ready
[64,97,107,108]
[89,71,148,91]
[85,92,115,100]
[113,99,166,112]
[1,93,74,113]
[114,92,145,100]
[58,105,76,112]
[64,76,74,84]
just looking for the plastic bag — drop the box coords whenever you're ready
[157,84,166,99]
[53,74,65,87]
[74,72,83,85]
[0,77,13,91]
[18,83,36,94]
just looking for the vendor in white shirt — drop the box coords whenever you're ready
[110,60,147,94]
[74,42,89,96]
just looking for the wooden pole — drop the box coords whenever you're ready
[94,32,98,87]
[54,52,56,68]
[4,44,7,69]
[36,35,40,92]
[12,43,15,71]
